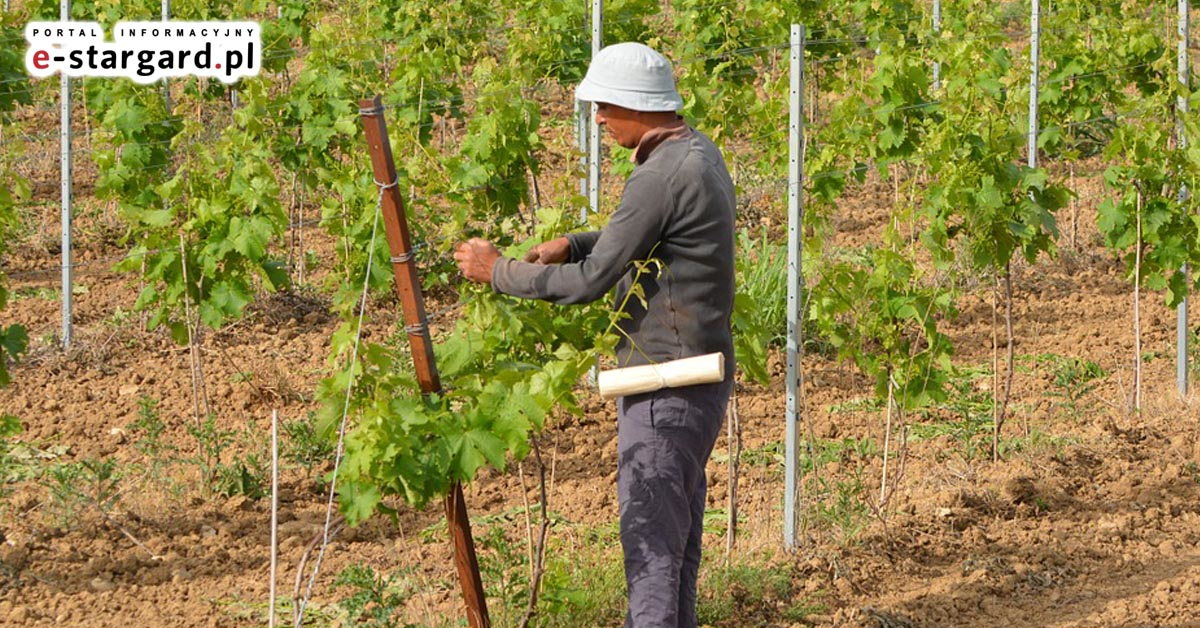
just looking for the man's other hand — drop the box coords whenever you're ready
[454,238,501,284]
[522,237,570,265]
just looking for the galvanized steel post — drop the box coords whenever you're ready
[588,0,602,217]
[1178,0,1190,397]
[785,24,806,550]
[1028,0,1039,169]
[576,100,588,223]
[60,0,72,349]
[162,0,171,112]
[932,0,941,91]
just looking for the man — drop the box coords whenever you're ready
[454,42,735,628]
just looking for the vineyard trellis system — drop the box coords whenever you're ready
[2,0,1200,624]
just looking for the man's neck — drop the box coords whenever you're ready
[632,116,690,164]
[639,111,683,129]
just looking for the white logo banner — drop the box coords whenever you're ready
[25,21,262,84]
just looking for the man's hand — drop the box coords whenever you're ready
[454,238,501,285]
[522,236,570,265]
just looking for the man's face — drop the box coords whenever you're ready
[595,102,645,149]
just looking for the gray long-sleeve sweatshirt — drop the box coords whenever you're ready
[490,125,736,373]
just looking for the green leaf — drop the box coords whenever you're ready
[435,335,474,379]
[137,208,175,227]
[339,481,382,526]
[0,325,28,387]
[169,321,191,345]
[1022,168,1049,192]
[462,428,508,473]
[0,414,21,438]
[0,324,28,361]
[205,281,253,327]
[229,216,271,259]
[261,260,290,292]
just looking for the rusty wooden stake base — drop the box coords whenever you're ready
[359,95,491,628]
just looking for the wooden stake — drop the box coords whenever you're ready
[298,181,306,287]
[724,393,734,559]
[992,270,1000,461]
[517,462,534,584]
[359,96,490,628]
[1070,164,1078,248]
[288,170,298,284]
[446,483,490,628]
[270,409,279,628]
[178,233,209,424]
[518,440,551,628]
[1135,191,1143,413]
[880,375,894,505]
[1002,263,1015,437]
[180,233,199,422]
[360,97,440,392]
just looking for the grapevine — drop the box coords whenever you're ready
[323,204,616,522]
[0,12,31,387]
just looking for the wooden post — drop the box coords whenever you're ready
[359,95,491,628]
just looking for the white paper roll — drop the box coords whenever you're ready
[597,352,725,399]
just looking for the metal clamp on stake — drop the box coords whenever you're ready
[391,251,416,264]
[404,323,429,338]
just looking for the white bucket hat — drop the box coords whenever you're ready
[575,42,683,112]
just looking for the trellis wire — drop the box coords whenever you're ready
[1039,62,1155,87]
[292,177,385,628]
[3,24,1153,149]
[3,90,1168,287]
[3,165,552,282]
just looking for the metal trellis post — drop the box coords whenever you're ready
[588,0,602,217]
[1178,0,1190,397]
[1028,0,1039,170]
[576,99,588,223]
[61,0,72,349]
[162,0,170,112]
[784,24,806,551]
[231,0,240,110]
[932,0,941,91]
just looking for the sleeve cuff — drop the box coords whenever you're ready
[490,256,509,294]
[566,232,599,263]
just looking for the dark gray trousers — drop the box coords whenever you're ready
[617,379,732,628]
